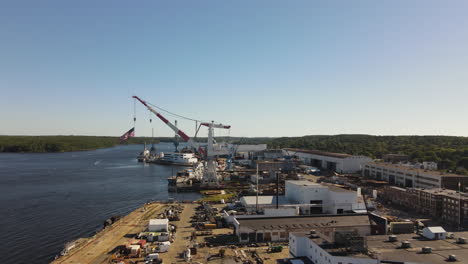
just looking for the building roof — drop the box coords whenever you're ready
[414,188,468,199]
[283,148,353,159]
[366,161,468,178]
[392,187,468,200]
[388,186,407,192]
[289,260,304,264]
[255,160,286,164]
[365,233,468,264]
[425,226,446,233]
[323,183,355,193]
[286,180,355,193]
[293,231,468,264]
[363,179,389,185]
[240,195,290,206]
[286,180,322,187]
[237,214,370,231]
[149,219,168,225]
[255,149,283,154]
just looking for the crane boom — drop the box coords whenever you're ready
[200,122,231,129]
[132,96,198,151]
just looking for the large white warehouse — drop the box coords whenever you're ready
[283,148,372,173]
[240,180,365,215]
[285,180,363,214]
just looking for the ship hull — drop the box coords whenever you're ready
[148,159,195,166]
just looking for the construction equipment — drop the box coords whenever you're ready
[267,245,283,253]
[132,96,200,153]
[133,96,231,185]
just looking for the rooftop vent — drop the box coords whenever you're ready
[401,241,411,248]
[457,237,467,244]
[309,230,320,238]
[388,235,398,242]
[448,254,457,262]
[421,247,432,254]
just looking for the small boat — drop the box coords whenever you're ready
[137,143,150,162]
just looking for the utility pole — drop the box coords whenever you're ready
[256,163,259,213]
[459,180,462,231]
[276,170,280,209]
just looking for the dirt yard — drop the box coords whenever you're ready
[54,201,291,264]
[52,202,166,264]
[159,203,289,264]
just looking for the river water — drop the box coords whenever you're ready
[0,143,200,264]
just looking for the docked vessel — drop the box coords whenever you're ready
[167,163,205,192]
[149,152,198,166]
[137,143,150,162]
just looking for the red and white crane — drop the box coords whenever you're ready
[132,95,231,184]
[132,95,202,153]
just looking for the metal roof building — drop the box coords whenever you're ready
[234,214,371,243]
[283,148,372,173]
[290,231,468,264]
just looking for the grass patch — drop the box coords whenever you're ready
[199,191,236,202]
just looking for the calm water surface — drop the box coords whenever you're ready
[0,143,200,264]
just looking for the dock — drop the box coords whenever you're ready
[52,203,167,264]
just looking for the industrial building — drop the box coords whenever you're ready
[363,161,468,190]
[233,214,371,243]
[233,144,268,160]
[239,195,290,213]
[285,181,364,214]
[283,148,372,173]
[253,160,295,172]
[148,219,169,232]
[289,229,468,264]
[253,149,284,160]
[239,180,365,215]
[380,186,468,228]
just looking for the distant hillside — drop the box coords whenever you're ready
[0,135,272,153]
[2,134,467,174]
[0,136,157,153]
[270,135,468,174]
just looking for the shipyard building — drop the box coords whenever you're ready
[283,148,372,173]
[380,186,468,228]
[363,161,468,190]
[239,180,365,215]
[231,180,370,243]
[233,214,371,243]
[285,181,363,214]
[289,228,468,264]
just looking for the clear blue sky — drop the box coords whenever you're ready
[1,1,468,137]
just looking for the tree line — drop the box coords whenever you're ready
[0,136,159,153]
[1,134,467,174]
[269,135,468,175]
[0,135,271,153]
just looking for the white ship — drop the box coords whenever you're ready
[137,143,150,162]
[149,152,198,166]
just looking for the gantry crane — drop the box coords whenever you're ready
[132,95,231,184]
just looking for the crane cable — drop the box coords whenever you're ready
[146,101,204,123]
[133,98,136,125]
